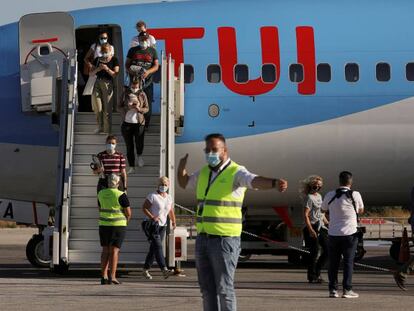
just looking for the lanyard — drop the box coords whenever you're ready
[204,161,231,197]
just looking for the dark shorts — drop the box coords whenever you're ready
[99,226,126,248]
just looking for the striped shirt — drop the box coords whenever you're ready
[97,151,126,175]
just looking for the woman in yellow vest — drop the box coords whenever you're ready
[98,173,131,285]
[177,133,288,311]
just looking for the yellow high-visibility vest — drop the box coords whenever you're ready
[98,188,127,226]
[196,161,246,236]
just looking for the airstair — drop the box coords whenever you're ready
[52,54,185,271]
[68,113,161,263]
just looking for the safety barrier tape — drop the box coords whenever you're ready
[174,203,393,273]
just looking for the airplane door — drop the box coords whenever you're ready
[19,12,76,113]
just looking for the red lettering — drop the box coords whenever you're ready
[296,26,316,95]
[218,26,280,96]
[148,27,205,75]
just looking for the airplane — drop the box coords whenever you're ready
[0,0,413,269]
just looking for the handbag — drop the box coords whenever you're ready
[82,74,97,96]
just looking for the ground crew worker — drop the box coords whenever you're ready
[177,133,288,311]
[98,173,131,285]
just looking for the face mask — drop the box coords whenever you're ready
[101,52,109,58]
[99,38,108,45]
[106,143,116,154]
[159,185,168,193]
[205,152,221,167]
[130,87,139,93]
[140,41,148,49]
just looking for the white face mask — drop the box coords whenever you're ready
[106,143,116,154]
[140,41,148,49]
[158,185,168,193]
[130,87,139,93]
[101,52,109,58]
[99,38,108,45]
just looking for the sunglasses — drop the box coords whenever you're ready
[100,37,108,40]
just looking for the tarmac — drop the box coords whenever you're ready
[0,228,413,311]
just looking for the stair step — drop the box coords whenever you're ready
[71,184,155,197]
[70,217,145,228]
[70,207,146,218]
[73,154,160,166]
[75,112,160,124]
[73,144,160,155]
[74,133,160,144]
[71,197,147,207]
[75,123,160,134]
[70,228,141,239]
[69,240,149,252]
[72,163,159,175]
[71,174,159,186]
[68,250,149,264]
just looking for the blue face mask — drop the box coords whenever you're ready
[159,185,168,193]
[205,152,221,167]
[106,143,116,154]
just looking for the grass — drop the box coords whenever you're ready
[364,206,410,219]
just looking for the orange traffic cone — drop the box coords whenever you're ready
[399,227,410,264]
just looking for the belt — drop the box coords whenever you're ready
[198,233,231,239]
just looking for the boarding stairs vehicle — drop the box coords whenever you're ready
[17,12,187,271]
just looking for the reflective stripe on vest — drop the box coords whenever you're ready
[196,161,246,236]
[98,188,127,226]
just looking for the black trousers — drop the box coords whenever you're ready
[143,84,153,128]
[328,234,358,291]
[303,225,328,281]
[121,122,145,167]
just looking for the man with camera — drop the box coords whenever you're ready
[125,31,159,129]
[321,171,364,299]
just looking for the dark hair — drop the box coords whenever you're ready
[106,135,117,143]
[136,20,147,28]
[204,133,226,144]
[98,30,109,37]
[339,171,353,186]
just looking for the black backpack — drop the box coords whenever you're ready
[328,188,359,221]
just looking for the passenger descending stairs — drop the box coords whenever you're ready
[68,112,160,263]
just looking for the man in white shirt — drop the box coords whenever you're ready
[321,171,364,299]
[130,20,156,48]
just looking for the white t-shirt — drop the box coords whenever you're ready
[321,187,364,236]
[125,109,138,123]
[90,43,115,58]
[130,35,157,48]
[145,191,173,226]
[186,158,257,198]
[304,193,324,228]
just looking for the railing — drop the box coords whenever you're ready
[360,217,412,240]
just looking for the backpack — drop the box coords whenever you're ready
[327,188,359,221]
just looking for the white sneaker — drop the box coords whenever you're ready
[127,167,135,175]
[329,290,339,298]
[142,270,152,280]
[162,268,170,279]
[93,128,100,134]
[342,290,359,298]
[137,156,144,167]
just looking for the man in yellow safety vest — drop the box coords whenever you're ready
[178,133,288,311]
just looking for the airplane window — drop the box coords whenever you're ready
[207,64,221,83]
[376,63,390,82]
[289,64,304,83]
[262,64,277,83]
[235,64,249,83]
[153,65,161,84]
[184,64,194,84]
[317,63,331,82]
[345,63,359,82]
[406,63,414,81]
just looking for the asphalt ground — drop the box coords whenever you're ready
[0,228,413,311]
